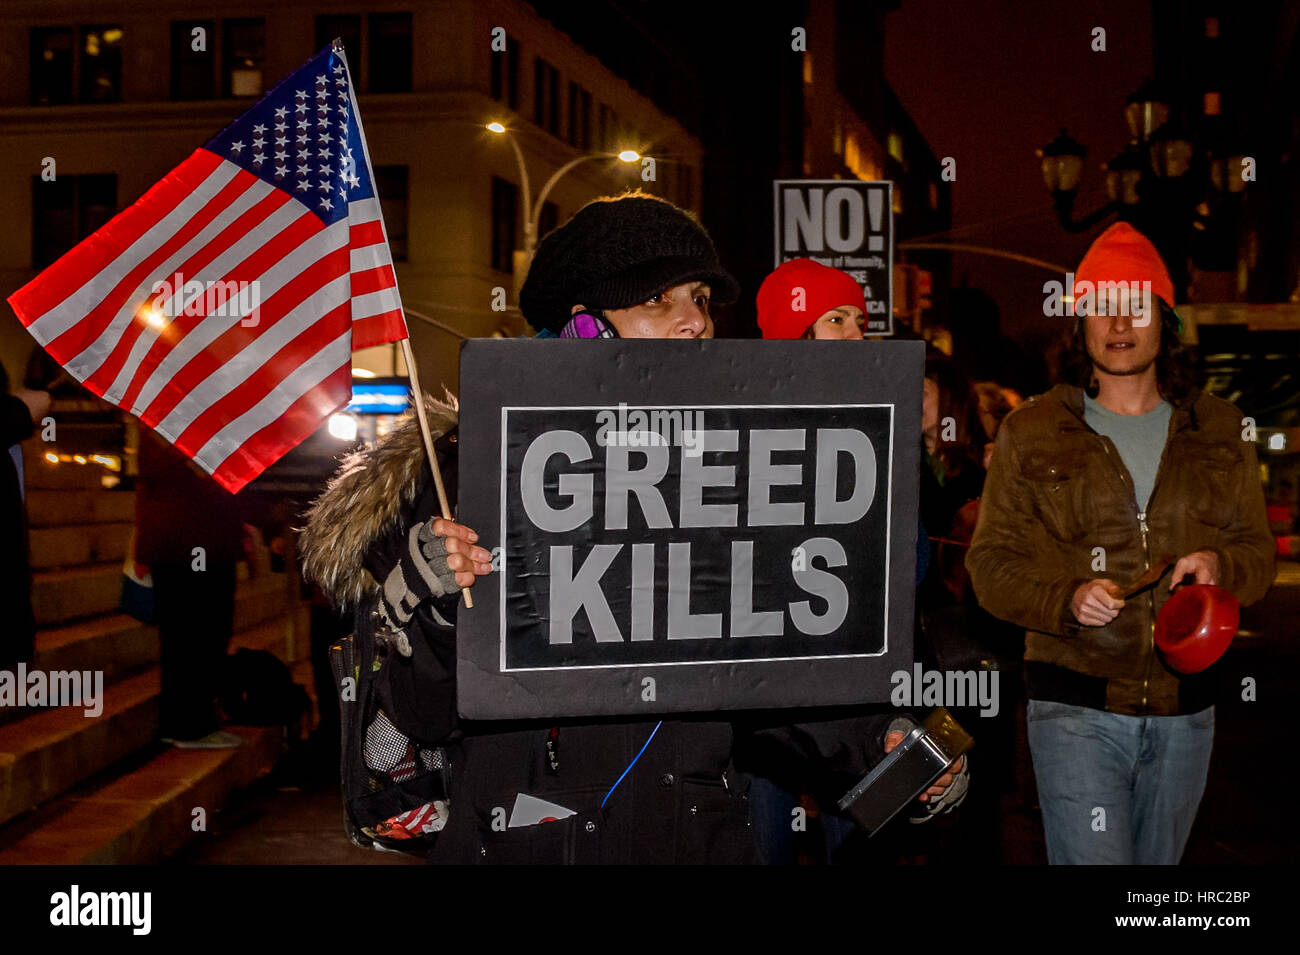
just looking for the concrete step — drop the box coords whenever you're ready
[30,562,122,627]
[26,489,135,528]
[0,616,159,730]
[31,564,294,629]
[0,670,159,827]
[35,614,158,675]
[0,725,282,864]
[230,616,293,659]
[233,573,292,633]
[29,521,133,569]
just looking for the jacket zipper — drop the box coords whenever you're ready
[1098,437,1154,713]
[1137,509,1153,711]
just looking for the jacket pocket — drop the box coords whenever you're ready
[1182,445,1239,529]
[473,787,604,865]
[1018,452,1089,542]
[677,777,756,864]
[477,813,576,864]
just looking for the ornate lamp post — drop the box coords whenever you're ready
[1037,78,1248,300]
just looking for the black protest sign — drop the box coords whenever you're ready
[774,179,894,334]
[456,339,922,720]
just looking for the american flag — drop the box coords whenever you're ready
[7,44,406,493]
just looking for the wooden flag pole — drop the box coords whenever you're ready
[399,336,473,609]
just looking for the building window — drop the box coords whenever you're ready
[600,103,616,150]
[30,27,74,105]
[887,130,904,163]
[317,14,362,69]
[223,18,265,97]
[316,13,411,93]
[374,166,409,262]
[32,174,116,270]
[533,57,559,136]
[171,20,216,100]
[567,82,592,151]
[30,25,122,105]
[79,26,123,103]
[491,31,519,110]
[491,177,519,273]
[369,13,412,93]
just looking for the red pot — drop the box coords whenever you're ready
[1154,585,1240,674]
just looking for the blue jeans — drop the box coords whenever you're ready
[749,775,857,864]
[1026,699,1214,864]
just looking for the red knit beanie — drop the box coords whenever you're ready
[757,258,868,339]
[1074,222,1175,309]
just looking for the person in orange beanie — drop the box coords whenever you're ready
[967,221,1274,864]
[1070,221,1176,326]
[756,258,868,340]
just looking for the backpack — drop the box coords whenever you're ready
[218,648,311,728]
[329,595,451,856]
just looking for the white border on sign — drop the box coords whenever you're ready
[497,403,896,674]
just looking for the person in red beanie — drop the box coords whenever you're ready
[749,258,970,864]
[756,258,868,340]
[967,221,1274,864]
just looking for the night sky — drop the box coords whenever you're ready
[886,0,1153,352]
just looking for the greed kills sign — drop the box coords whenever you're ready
[456,340,922,719]
[774,180,894,335]
[507,405,888,667]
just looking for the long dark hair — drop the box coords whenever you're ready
[1059,299,1199,403]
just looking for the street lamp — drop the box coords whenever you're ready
[1103,142,1145,206]
[1124,79,1170,142]
[486,122,641,292]
[1037,128,1086,194]
[1037,76,1249,299]
[1037,128,1116,233]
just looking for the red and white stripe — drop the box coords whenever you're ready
[9,147,406,494]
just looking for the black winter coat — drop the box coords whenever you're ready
[304,402,899,865]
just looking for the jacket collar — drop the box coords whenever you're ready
[300,393,457,608]
[1052,383,1201,435]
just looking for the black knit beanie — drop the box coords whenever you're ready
[519,193,740,334]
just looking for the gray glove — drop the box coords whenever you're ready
[378,519,460,632]
[885,716,971,822]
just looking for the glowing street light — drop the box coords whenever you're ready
[328,413,357,441]
[486,121,647,291]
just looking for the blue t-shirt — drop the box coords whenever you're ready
[1083,394,1171,511]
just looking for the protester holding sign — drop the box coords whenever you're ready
[303,193,964,864]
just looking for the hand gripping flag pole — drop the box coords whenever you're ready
[399,336,473,608]
[7,39,472,607]
[329,41,473,609]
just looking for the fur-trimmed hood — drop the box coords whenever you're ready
[299,393,456,609]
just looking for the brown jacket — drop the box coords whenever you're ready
[967,384,1274,716]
